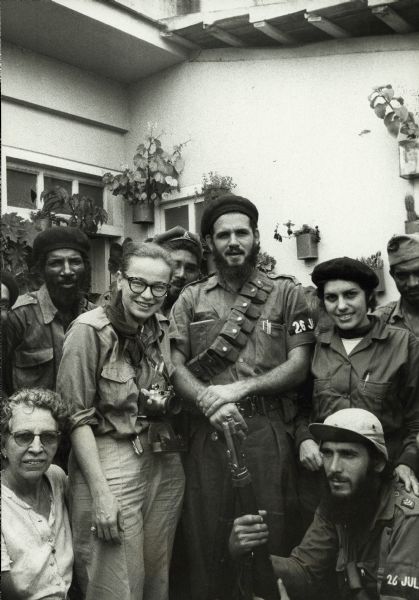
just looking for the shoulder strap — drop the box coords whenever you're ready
[186,275,274,381]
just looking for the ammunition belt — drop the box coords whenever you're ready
[187,275,274,382]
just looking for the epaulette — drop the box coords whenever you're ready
[182,274,210,290]
[393,484,419,515]
[267,272,301,285]
[11,293,38,310]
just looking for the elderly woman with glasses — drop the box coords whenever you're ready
[57,242,185,600]
[1,388,73,599]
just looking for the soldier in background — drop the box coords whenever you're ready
[169,194,314,599]
[376,233,419,338]
[151,226,202,316]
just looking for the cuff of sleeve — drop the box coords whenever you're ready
[396,448,419,472]
[69,408,99,432]
[295,428,314,449]
[287,331,315,351]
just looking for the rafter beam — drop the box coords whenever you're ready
[160,31,200,50]
[304,13,350,38]
[371,5,414,33]
[253,20,295,45]
[203,25,245,47]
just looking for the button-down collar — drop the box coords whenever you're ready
[37,285,59,325]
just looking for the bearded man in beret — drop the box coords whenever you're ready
[5,227,95,393]
[169,194,315,599]
[375,233,419,338]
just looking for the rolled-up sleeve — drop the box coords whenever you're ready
[57,322,100,431]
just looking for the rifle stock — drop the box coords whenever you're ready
[223,418,280,600]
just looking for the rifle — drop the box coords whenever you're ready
[223,417,280,600]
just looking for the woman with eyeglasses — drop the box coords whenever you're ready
[1,388,73,599]
[57,242,185,600]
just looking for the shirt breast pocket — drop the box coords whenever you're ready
[13,347,54,388]
[100,363,137,408]
[357,380,391,424]
[189,318,222,357]
[255,319,286,370]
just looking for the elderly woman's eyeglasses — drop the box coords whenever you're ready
[9,430,61,447]
[124,276,169,298]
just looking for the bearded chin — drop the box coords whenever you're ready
[326,469,381,527]
[212,242,260,286]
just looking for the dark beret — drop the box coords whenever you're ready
[200,194,259,238]
[152,226,202,261]
[33,227,90,264]
[1,271,19,307]
[311,257,379,291]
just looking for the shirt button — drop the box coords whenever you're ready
[237,316,243,322]
[242,302,248,307]
[257,280,262,285]
[250,287,256,292]
[238,358,244,363]
[222,346,228,352]
[232,328,238,334]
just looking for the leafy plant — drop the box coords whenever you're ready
[103,127,189,205]
[358,251,384,269]
[368,85,419,141]
[274,221,321,243]
[1,212,40,290]
[200,171,237,202]
[405,194,418,222]
[66,194,108,235]
[257,251,277,274]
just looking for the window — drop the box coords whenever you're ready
[164,205,189,230]
[159,191,204,235]
[6,160,105,216]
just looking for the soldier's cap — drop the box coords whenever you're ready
[151,226,202,262]
[1,271,19,307]
[387,233,419,267]
[311,257,378,293]
[33,227,90,264]
[310,408,388,461]
[200,193,259,238]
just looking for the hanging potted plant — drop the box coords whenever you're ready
[368,85,419,179]
[103,127,189,224]
[404,194,419,234]
[65,193,108,235]
[358,251,385,294]
[275,221,321,260]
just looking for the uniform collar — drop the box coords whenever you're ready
[204,268,265,292]
[388,297,404,323]
[317,315,389,345]
[141,312,169,344]
[38,284,91,325]
[369,481,399,530]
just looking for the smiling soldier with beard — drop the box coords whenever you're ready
[5,227,94,395]
[230,408,419,600]
[169,194,315,600]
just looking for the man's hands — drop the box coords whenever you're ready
[91,488,124,543]
[197,383,248,435]
[299,439,323,471]
[394,464,419,496]
[229,510,269,559]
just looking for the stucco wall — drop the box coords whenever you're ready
[128,34,419,302]
[2,42,128,170]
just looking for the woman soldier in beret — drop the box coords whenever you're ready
[298,257,419,511]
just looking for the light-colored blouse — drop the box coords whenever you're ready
[1,464,73,599]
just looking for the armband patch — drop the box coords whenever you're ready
[401,498,415,510]
[289,318,315,335]
[381,571,419,599]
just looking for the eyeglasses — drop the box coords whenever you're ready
[9,430,61,448]
[124,276,169,298]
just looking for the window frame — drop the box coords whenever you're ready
[156,184,204,234]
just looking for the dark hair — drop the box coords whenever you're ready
[1,388,70,435]
[317,283,377,311]
[121,242,174,277]
[164,238,202,265]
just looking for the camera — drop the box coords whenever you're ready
[139,383,181,417]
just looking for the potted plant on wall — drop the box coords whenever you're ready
[368,85,419,179]
[30,187,68,230]
[405,194,419,234]
[103,128,188,224]
[199,171,237,204]
[66,193,108,235]
[358,251,385,293]
[275,221,321,260]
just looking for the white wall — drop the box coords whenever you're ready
[128,34,419,302]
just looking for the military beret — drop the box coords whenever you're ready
[152,226,202,261]
[387,233,419,267]
[311,257,378,291]
[200,194,259,238]
[33,227,90,264]
[1,271,19,307]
